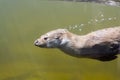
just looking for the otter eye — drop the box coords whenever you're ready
[55,37,59,39]
[44,37,48,40]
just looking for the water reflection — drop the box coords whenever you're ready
[60,0,120,6]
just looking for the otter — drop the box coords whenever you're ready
[34,27,120,61]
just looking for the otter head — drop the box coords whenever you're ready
[34,29,70,48]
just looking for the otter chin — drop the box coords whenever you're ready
[34,27,120,61]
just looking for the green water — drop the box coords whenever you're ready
[0,0,120,80]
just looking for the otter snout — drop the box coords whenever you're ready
[34,40,45,47]
[34,40,40,46]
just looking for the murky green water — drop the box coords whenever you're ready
[0,0,120,80]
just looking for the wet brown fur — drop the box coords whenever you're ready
[34,27,120,61]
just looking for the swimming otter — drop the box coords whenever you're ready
[34,27,120,61]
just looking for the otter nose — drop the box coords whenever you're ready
[34,40,40,46]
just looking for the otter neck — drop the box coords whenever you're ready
[58,32,87,57]
[60,32,87,48]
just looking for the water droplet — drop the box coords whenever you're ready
[73,26,76,29]
[80,24,84,26]
[101,14,104,17]
[74,25,78,28]
[101,18,105,21]
[79,29,82,31]
[108,18,112,20]
[95,19,98,22]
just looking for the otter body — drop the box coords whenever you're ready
[34,27,120,61]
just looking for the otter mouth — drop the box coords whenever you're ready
[35,43,47,48]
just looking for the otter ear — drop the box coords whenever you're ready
[61,29,68,33]
[55,33,63,39]
[55,29,68,39]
